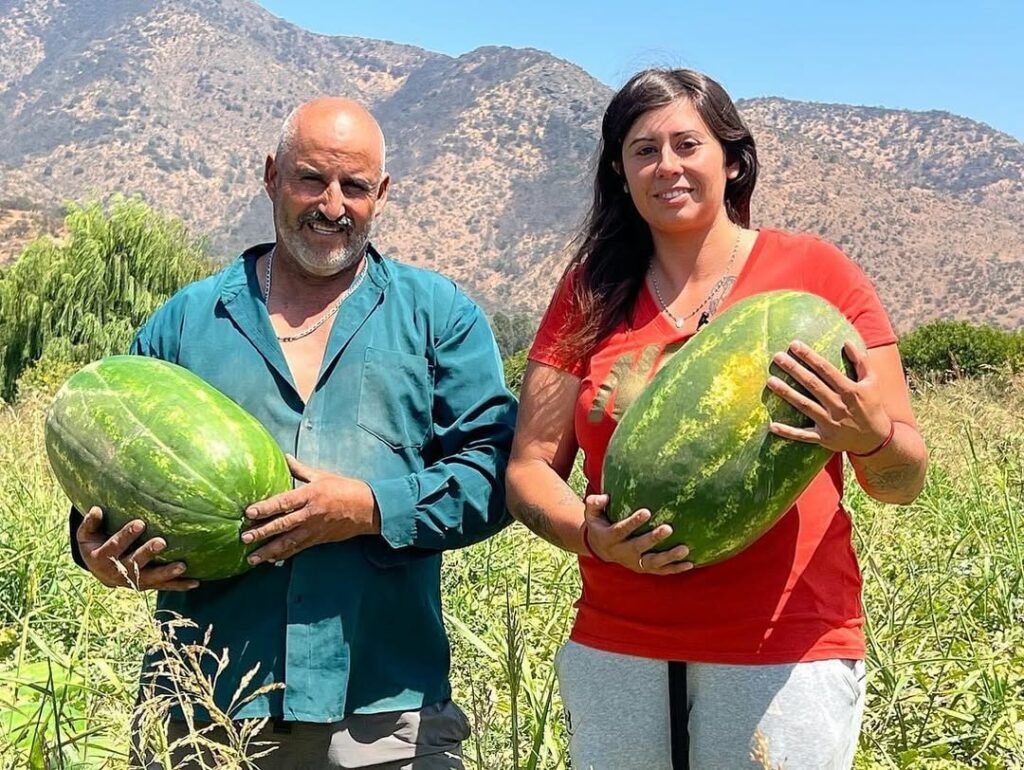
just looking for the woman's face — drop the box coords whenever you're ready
[619,98,737,236]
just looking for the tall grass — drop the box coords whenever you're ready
[852,373,1024,768]
[1,373,1021,768]
[0,389,150,768]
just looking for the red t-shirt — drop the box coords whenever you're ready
[529,229,897,664]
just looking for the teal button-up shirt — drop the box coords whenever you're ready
[130,244,516,722]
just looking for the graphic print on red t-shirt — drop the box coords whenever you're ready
[529,229,898,664]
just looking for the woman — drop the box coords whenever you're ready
[506,69,928,769]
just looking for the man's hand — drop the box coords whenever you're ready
[77,507,199,591]
[241,455,381,565]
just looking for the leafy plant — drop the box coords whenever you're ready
[0,196,212,402]
[503,349,529,394]
[490,312,538,359]
[899,321,1024,380]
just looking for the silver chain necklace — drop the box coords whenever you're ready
[263,249,368,343]
[649,228,741,330]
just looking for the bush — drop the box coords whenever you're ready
[502,349,528,395]
[12,345,81,402]
[490,312,538,359]
[898,321,1024,380]
[0,196,213,402]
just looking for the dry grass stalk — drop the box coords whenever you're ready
[750,728,785,770]
[111,560,283,769]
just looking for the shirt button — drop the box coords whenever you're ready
[304,419,313,430]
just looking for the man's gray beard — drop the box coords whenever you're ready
[278,219,373,277]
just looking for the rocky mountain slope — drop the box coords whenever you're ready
[1,0,1021,331]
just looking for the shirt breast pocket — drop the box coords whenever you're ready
[356,347,433,449]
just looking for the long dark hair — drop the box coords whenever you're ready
[557,68,758,361]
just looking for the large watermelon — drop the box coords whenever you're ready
[45,356,291,580]
[603,290,865,567]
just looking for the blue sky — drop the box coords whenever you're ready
[255,0,1023,141]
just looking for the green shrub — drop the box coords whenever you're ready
[0,196,213,402]
[12,346,80,402]
[898,321,1024,380]
[503,349,528,395]
[490,313,538,359]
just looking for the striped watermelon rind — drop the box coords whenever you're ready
[602,290,865,567]
[45,356,291,580]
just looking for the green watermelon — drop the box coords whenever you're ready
[45,356,291,580]
[603,290,865,567]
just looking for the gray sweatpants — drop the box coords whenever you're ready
[555,640,866,770]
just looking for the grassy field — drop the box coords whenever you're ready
[1,371,1022,768]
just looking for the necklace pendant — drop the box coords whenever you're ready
[674,317,684,329]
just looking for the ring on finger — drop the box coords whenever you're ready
[638,555,646,571]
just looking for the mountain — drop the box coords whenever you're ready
[1,0,1022,331]
[740,99,1024,329]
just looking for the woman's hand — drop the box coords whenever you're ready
[766,340,892,455]
[582,494,692,575]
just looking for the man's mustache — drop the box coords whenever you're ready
[300,211,355,230]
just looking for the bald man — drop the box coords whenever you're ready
[71,98,516,768]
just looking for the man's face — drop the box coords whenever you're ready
[264,109,389,277]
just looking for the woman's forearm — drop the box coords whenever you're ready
[849,421,928,505]
[506,458,588,555]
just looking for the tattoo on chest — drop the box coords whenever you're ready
[705,276,736,319]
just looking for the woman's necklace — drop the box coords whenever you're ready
[648,227,741,330]
[263,249,368,343]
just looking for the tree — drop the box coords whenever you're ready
[0,196,213,401]
[489,312,538,358]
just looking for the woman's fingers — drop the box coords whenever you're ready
[582,494,609,519]
[766,375,830,424]
[785,341,853,394]
[844,340,871,382]
[584,495,694,574]
[768,421,822,444]
[631,523,674,553]
[609,509,653,539]
[770,352,841,414]
[585,495,655,545]
[640,543,692,573]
